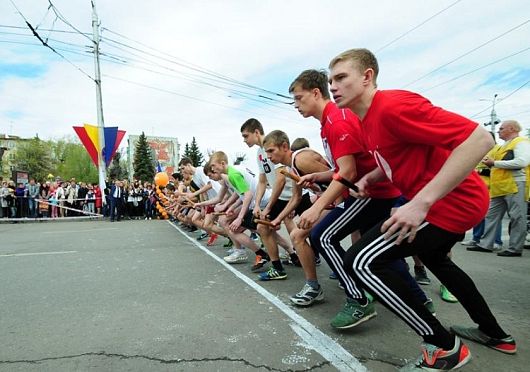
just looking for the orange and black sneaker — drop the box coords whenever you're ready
[251,255,268,272]
[450,326,516,354]
[400,336,471,371]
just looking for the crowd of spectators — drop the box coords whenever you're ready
[0,177,164,220]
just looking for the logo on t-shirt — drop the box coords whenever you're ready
[258,153,272,174]
[373,150,393,182]
[322,138,336,171]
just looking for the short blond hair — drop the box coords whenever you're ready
[329,48,379,87]
[209,151,228,165]
[263,130,290,148]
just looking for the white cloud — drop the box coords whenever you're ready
[1,0,530,158]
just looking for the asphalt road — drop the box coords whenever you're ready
[0,220,528,371]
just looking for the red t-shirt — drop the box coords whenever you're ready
[361,90,489,233]
[320,102,400,199]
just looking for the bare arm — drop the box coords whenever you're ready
[382,126,494,244]
[253,173,267,213]
[298,155,357,230]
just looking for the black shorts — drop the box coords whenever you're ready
[240,209,258,231]
[294,193,312,216]
[265,193,313,220]
[267,199,289,220]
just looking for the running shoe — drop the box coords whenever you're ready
[330,298,377,329]
[461,240,479,247]
[450,326,516,354]
[399,337,471,371]
[251,255,268,272]
[196,232,209,241]
[258,267,287,281]
[315,256,321,266]
[282,254,302,267]
[414,266,431,285]
[206,233,219,246]
[223,249,248,264]
[424,298,436,316]
[290,254,302,267]
[440,285,458,303]
[329,271,339,280]
[290,284,324,306]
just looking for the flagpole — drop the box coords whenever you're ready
[91,0,107,204]
[91,0,107,201]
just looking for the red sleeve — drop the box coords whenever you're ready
[325,113,364,161]
[388,91,478,149]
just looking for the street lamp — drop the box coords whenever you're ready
[479,94,499,135]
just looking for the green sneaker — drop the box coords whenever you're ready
[330,298,377,329]
[440,285,458,303]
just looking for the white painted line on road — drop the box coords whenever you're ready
[42,228,119,234]
[0,251,78,258]
[168,221,366,372]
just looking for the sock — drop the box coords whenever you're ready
[255,249,269,261]
[307,279,319,290]
[272,260,284,271]
[424,333,455,351]
[348,295,368,306]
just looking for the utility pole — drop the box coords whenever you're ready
[91,0,107,199]
[480,93,500,136]
[490,93,499,135]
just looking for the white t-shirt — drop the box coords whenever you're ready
[256,147,291,201]
[192,166,221,199]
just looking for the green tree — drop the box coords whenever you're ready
[183,137,204,166]
[133,132,155,182]
[13,137,53,181]
[108,151,127,180]
[53,140,98,183]
[182,142,190,160]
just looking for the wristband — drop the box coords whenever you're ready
[332,173,359,192]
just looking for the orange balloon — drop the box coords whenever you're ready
[154,172,169,187]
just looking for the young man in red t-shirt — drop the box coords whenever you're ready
[289,70,434,329]
[329,48,516,371]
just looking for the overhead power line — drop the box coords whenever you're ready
[7,0,94,81]
[404,19,530,88]
[376,0,463,53]
[103,74,297,123]
[47,0,93,42]
[470,79,530,118]
[97,40,294,109]
[422,46,530,92]
[0,24,90,35]
[101,27,292,101]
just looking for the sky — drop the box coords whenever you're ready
[1,0,529,169]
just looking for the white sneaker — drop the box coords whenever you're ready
[224,249,248,264]
[461,240,479,246]
[493,243,503,250]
